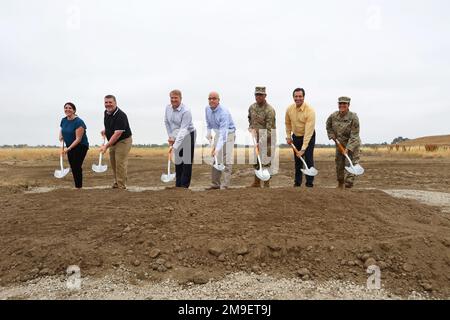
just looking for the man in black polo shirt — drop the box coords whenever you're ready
[100,95,132,189]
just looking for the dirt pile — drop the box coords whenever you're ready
[1,187,449,298]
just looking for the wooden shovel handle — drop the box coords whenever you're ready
[334,139,346,155]
[60,141,65,154]
[291,143,307,160]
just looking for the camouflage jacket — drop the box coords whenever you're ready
[326,111,361,151]
[248,102,276,136]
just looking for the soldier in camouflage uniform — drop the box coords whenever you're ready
[248,86,276,188]
[326,96,361,189]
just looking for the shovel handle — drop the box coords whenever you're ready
[334,139,347,155]
[251,135,261,156]
[251,135,265,172]
[344,153,355,169]
[291,144,309,169]
[60,154,64,171]
[167,146,173,162]
[290,143,301,157]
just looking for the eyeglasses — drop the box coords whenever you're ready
[208,97,218,100]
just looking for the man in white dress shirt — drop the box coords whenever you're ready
[164,89,196,188]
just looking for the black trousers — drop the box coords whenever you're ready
[293,132,316,187]
[174,130,196,188]
[67,144,88,188]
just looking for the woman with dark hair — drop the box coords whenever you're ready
[59,102,89,188]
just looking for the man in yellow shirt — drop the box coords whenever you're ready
[285,88,316,187]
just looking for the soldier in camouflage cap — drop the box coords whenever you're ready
[326,96,361,189]
[248,86,276,188]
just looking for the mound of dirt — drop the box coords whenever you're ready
[1,188,449,298]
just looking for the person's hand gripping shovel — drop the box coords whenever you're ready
[92,136,108,173]
[333,138,364,176]
[54,141,70,179]
[290,143,318,177]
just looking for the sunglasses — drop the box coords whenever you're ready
[208,97,218,100]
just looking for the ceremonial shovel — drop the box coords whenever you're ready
[290,144,318,177]
[54,141,70,179]
[334,139,364,176]
[161,147,176,183]
[92,137,108,173]
[208,137,225,172]
[251,134,271,182]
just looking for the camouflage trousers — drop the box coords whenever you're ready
[253,133,275,170]
[335,147,360,187]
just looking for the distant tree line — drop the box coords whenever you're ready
[391,136,410,144]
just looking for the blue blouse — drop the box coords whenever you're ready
[60,117,89,147]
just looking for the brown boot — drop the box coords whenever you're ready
[250,176,261,188]
[264,180,270,188]
[337,181,344,190]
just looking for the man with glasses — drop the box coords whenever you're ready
[205,92,236,190]
[326,96,361,189]
[248,86,276,188]
[100,95,133,189]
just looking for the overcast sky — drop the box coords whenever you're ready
[1,0,449,146]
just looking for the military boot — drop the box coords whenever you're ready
[263,180,270,188]
[337,181,344,190]
[250,176,261,188]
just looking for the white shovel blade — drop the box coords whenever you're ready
[54,168,70,179]
[92,164,108,173]
[161,173,176,183]
[213,163,225,172]
[255,168,271,181]
[299,157,318,177]
[346,164,364,176]
[301,167,318,177]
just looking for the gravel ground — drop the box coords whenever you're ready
[383,190,450,213]
[0,271,430,300]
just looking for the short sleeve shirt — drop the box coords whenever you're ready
[104,107,132,144]
[60,117,89,147]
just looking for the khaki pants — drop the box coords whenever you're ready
[109,136,132,188]
[212,132,235,188]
